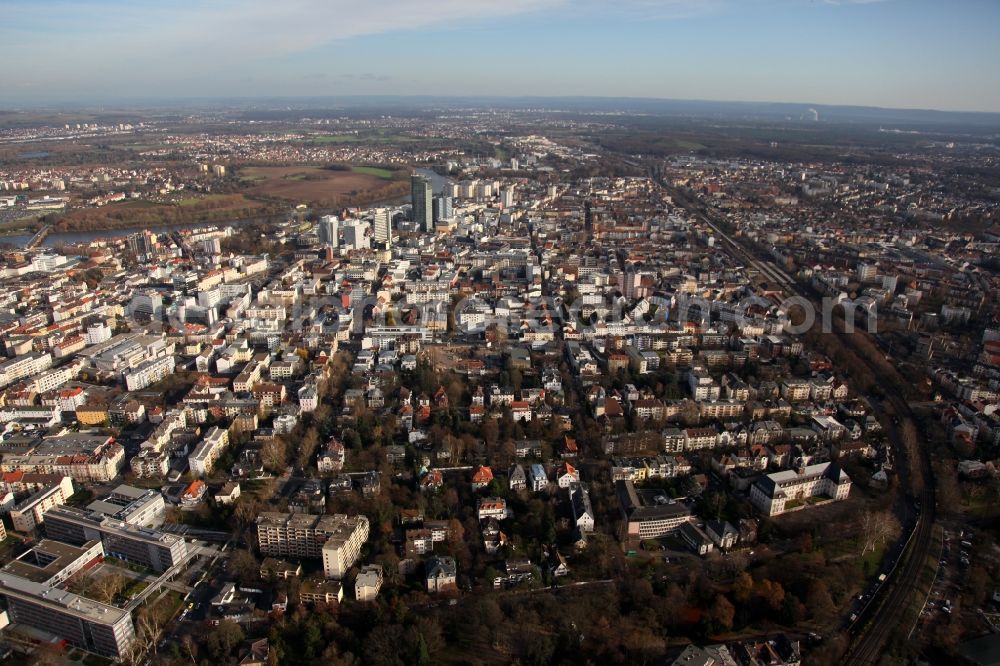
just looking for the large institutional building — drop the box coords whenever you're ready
[615,479,693,545]
[0,482,185,658]
[0,540,134,658]
[749,461,852,516]
[43,505,187,573]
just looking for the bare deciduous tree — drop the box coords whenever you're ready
[859,509,899,555]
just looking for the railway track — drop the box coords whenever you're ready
[844,392,936,665]
[653,174,938,663]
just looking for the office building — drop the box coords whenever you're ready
[411,174,433,232]
[2,539,103,588]
[342,221,370,251]
[84,484,165,528]
[127,291,164,322]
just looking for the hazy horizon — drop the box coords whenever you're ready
[6,93,1000,118]
[4,0,1000,113]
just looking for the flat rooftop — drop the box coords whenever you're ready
[257,512,347,533]
[0,570,130,625]
[2,539,101,584]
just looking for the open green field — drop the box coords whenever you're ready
[174,193,240,207]
[0,217,41,235]
[351,165,395,179]
[124,143,175,151]
[307,134,363,144]
[671,139,707,150]
[306,132,417,145]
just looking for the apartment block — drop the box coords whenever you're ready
[257,512,366,568]
[9,477,75,532]
[188,426,229,477]
[355,564,383,601]
[321,514,370,579]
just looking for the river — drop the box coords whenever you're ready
[416,167,453,194]
[0,167,451,248]
[0,219,261,249]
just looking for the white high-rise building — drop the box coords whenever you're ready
[373,208,392,246]
[318,215,339,246]
[499,187,514,208]
[322,514,370,579]
[475,181,493,201]
[433,195,452,223]
[343,221,370,251]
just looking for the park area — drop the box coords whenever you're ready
[240,165,406,207]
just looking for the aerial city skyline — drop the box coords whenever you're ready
[0,1,997,665]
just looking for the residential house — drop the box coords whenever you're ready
[569,483,595,534]
[477,497,507,521]
[556,463,579,488]
[528,464,548,492]
[508,464,527,491]
[426,556,458,593]
[471,465,494,491]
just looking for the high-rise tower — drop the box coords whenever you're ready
[318,215,339,247]
[411,175,433,233]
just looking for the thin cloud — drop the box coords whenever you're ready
[3,0,565,60]
[572,0,730,19]
[1,0,567,93]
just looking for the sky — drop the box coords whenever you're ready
[2,0,999,112]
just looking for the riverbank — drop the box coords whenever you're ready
[0,215,276,248]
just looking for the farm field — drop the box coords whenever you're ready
[350,165,395,179]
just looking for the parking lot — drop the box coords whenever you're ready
[914,521,972,635]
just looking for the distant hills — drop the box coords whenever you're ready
[8,95,1000,131]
